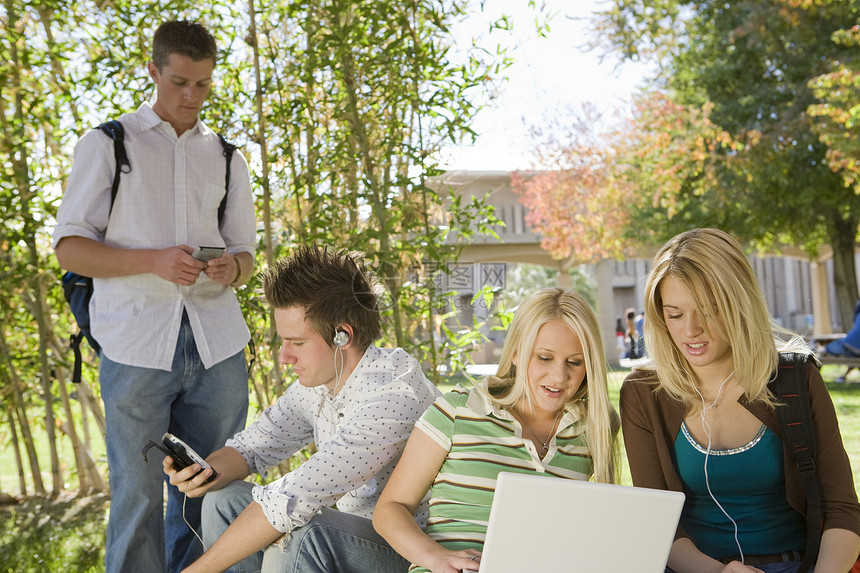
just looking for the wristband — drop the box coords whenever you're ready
[230,255,242,286]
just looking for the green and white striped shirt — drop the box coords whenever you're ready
[409,382,593,572]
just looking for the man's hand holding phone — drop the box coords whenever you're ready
[163,456,220,498]
[193,246,239,286]
[150,246,207,286]
[143,432,221,497]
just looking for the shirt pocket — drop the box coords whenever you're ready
[199,182,227,229]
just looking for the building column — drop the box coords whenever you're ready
[810,260,832,335]
[596,258,618,367]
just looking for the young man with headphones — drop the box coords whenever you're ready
[164,246,440,573]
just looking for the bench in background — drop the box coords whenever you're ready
[817,355,860,367]
[810,334,859,382]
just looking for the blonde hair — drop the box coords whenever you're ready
[485,287,619,484]
[643,228,809,409]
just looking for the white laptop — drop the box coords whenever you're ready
[473,472,685,573]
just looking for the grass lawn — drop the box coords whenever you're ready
[1,364,858,571]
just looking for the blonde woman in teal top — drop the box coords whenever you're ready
[373,287,619,573]
[621,228,860,573]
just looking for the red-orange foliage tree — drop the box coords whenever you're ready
[510,104,630,264]
[511,95,744,265]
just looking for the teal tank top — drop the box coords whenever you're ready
[673,422,806,558]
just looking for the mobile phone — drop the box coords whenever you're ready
[191,246,226,262]
[141,432,218,484]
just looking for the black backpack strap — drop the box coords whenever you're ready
[773,352,821,573]
[63,120,127,383]
[96,120,130,214]
[246,338,256,376]
[217,134,236,225]
[70,331,84,384]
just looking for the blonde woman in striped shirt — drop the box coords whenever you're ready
[374,287,619,573]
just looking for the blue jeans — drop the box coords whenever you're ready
[759,564,809,573]
[201,481,262,573]
[202,481,410,573]
[100,312,248,573]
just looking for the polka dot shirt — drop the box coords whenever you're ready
[226,345,440,534]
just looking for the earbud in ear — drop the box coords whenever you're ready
[333,330,349,347]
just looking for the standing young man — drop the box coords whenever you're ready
[164,246,440,573]
[53,21,256,573]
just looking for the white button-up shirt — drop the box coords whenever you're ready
[52,102,256,370]
[227,345,441,534]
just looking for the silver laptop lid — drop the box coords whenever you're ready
[477,472,685,573]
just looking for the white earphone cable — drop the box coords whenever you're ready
[694,370,744,563]
[334,344,344,392]
[182,491,207,551]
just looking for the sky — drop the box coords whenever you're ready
[440,0,654,172]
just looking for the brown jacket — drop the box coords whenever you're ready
[620,364,860,543]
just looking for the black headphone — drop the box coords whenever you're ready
[333,329,349,347]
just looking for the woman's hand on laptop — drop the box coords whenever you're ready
[425,548,481,573]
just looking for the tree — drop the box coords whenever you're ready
[0,0,514,496]
[199,0,506,383]
[1,0,103,496]
[591,0,860,328]
[808,22,860,321]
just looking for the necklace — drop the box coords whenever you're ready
[513,407,562,459]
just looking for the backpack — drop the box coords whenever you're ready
[771,352,822,573]
[62,120,237,383]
